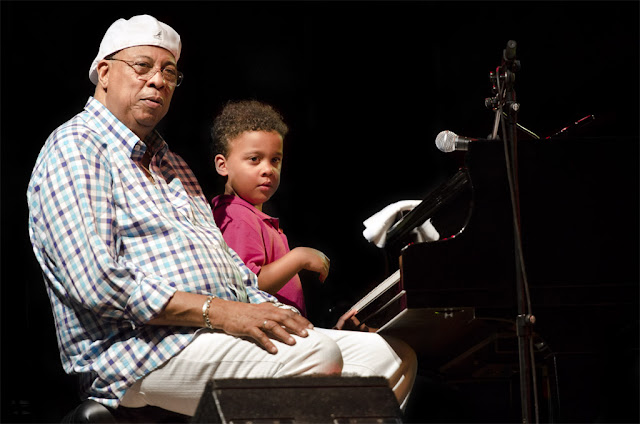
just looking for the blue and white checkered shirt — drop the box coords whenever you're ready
[27,97,276,408]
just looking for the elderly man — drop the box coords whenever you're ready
[27,15,416,417]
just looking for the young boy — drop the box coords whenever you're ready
[210,101,417,410]
[210,100,329,317]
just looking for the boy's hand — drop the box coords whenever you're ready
[296,247,330,282]
[332,309,374,332]
[256,248,329,293]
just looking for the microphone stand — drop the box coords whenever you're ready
[486,40,539,424]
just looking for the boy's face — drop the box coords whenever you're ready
[215,130,283,210]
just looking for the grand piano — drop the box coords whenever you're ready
[349,136,639,422]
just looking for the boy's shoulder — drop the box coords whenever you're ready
[212,194,253,211]
[211,195,279,229]
[211,195,263,220]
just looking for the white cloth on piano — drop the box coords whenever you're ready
[362,200,440,248]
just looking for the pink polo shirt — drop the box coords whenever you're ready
[211,194,306,316]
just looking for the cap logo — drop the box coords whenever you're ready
[153,30,162,40]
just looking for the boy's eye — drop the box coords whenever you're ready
[249,157,258,162]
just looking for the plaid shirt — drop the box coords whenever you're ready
[27,97,276,408]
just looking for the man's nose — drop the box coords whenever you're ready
[146,68,166,88]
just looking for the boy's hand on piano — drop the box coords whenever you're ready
[333,309,375,332]
[333,309,357,330]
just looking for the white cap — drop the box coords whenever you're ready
[89,15,181,85]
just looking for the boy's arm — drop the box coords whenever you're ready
[212,204,329,294]
[258,247,330,294]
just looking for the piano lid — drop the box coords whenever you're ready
[383,136,639,319]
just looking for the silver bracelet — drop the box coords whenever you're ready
[202,295,215,329]
[272,301,300,315]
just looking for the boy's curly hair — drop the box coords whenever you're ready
[211,100,289,158]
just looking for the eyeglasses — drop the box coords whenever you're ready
[107,57,184,87]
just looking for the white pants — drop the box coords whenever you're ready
[120,328,402,416]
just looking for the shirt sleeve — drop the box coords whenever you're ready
[214,204,267,277]
[213,203,282,304]
[226,238,278,305]
[27,125,177,328]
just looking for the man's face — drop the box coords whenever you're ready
[98,45,177,139]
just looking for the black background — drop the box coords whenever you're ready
[1,1,638,422]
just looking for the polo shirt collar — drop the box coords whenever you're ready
[215,194,280,229]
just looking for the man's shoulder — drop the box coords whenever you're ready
[51,109,92,133]
[44,109,101,151]
[50,97,133,148]
[46,98,134,156]
[51,98,99,134]
[30,108,108,188]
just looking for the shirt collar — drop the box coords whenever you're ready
[84,97,169,161]
[213,194,280,229]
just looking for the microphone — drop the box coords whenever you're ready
[434,130,479,152]
[503,40,517,62]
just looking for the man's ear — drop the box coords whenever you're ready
[96,60,110,89]
[214,154,228,176]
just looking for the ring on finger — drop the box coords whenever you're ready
[262,320,268,330]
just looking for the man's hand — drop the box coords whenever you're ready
[148,292,313,354]
[212,299,314,354]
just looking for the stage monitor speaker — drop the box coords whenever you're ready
[191,375,402,423]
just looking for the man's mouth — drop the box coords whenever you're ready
[142,96,164,106]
